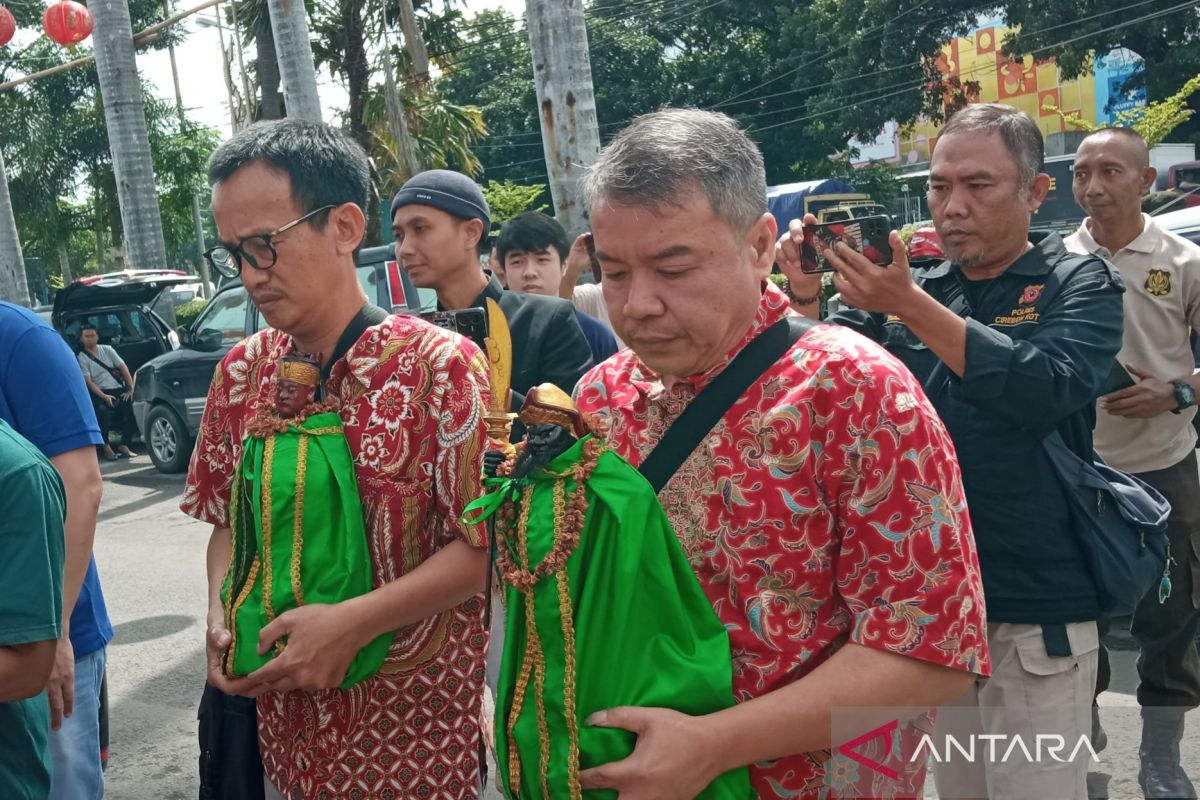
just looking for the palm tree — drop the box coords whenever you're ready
[91,0,169,270]
[0,150,31,305]
[266,0,322,121]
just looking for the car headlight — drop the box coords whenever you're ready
[168,330,181,350]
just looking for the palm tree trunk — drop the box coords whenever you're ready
[57,242,73,285]
[340,0,378,243]
[395,0,429,86]
[266,0,322,121]
[382,47,421,179]
[0,149,31,305]
[91,0,170,270]
[255,9,284,120]
[525,0,601,238]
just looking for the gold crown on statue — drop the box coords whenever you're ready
[278,354,321,387]
[518,383,588,439]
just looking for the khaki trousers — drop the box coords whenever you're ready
[933,621,1099,800]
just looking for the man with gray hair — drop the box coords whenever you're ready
[572,107,990,798]
[780,102,1126,798]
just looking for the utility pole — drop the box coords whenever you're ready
[0,149,31,305]
[166,0,213,298]
[91,0,170,271]
[525,0,601,238]
[266,0,322,122]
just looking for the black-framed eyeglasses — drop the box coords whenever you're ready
[203,204,336,278]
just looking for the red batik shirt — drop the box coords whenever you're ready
[182,314,490,799]
[574,284,990,799]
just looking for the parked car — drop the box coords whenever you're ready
[1157,204,1200,245]
[51,273,192,376]
[132,245,433,473]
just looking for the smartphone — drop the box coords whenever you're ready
[800,216,893,274]
[1101,361,1137,395]
[583,232,601,283]
[420,308,489,351]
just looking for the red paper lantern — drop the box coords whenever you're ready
[0,6,16,48]
[42,0,92,46]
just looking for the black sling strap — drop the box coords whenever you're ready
[638,314,820,493]
[81,348,127,388]
[315,303,389,400]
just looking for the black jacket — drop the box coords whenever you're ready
[454,276,594,408]
[832,235,1125,624]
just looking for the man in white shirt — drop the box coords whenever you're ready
[1065,126,1200,799]
[558,231,624,348]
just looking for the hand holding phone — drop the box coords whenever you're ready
[420,308,489,351]
[801,216,893,274]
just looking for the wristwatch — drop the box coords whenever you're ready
[1171,380,1196,414]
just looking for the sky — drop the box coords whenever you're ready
[136,0,528,138]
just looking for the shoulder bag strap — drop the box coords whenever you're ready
[82,348,126,386]
[638,315,820,493]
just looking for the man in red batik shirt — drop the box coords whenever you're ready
[571,108,990,800]
[182,119,491,799]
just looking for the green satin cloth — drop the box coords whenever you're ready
[464,436,751,800]
[221,411,391,688]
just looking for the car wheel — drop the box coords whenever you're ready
[146,405,193,474]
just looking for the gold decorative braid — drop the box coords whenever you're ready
[224,555,260,676]
[223,478,241,613]
[299,425,343,436]
[260,438,281,656]
[290,434,309,606]
[553,475,582,800]
[505,591,535,794]
[495,438,604,797]
[505,493,552,799]
[222,484,242,669]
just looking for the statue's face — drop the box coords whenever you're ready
[526,423,565,452]
[275,379,312,417]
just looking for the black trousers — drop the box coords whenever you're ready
[1130,449,1200,709]
[95,391,137,447]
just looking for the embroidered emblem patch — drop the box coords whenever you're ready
[1145,269,1172,297]
[1019,284,1044,305]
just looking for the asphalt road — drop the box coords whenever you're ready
[93,456,1195,800]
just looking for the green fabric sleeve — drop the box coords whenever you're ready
[223,412,390,686]
[493,438,751,800]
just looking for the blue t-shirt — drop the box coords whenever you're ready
[0,303,112,657]
[574,310,618,363]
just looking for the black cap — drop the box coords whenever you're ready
[390,170,491,238]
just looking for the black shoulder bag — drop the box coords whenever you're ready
[639,314,820,492]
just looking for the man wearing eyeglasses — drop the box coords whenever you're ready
[183,119,492,799]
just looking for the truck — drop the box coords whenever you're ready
[766,179,889,232]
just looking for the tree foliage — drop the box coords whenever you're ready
[480,180,549,229]
[1058,74,1200,147]
[0,27,218,285]
[438,0,1199,195]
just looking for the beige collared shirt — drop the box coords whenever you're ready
[1065,214,1200,473]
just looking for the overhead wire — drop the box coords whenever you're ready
[744,0,1200,136]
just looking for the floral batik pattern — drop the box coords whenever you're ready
[574,283,990,800]
[183,314,491,799]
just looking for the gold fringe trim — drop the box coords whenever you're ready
[260,438,283,657]
[224,555,259,676]
[290,434,309,606]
